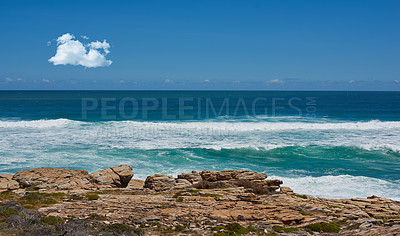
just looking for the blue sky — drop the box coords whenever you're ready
[0,0,399,90]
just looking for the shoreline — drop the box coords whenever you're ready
[0,165,399,235]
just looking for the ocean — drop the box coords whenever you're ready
[0,91,400,200]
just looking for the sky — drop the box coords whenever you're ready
[0,0,399,90]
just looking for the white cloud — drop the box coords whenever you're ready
[81,35,89,40]
[164,79,173,84]
[203,79,210,83]
[268,79,284,84]
[349,80,355,84]
[42,79,50,83]
[5,77,13,82]
[49,33,112,68]
[394,80,399,84]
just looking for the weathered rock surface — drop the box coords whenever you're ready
[144,174,176,191]
[0,174,19,191]
[126,179,144,189]
[89,165,133,188]
[177,171,202,184]
[12,168,94,190]
[200,170,267,182]
[1,167,399,235]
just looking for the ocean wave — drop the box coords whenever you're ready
[2,118,400,131]
[0,118,82,128]
[269,174,400,201]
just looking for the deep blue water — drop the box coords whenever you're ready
[0,91,400,199]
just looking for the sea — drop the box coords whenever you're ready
[0,91,399,200]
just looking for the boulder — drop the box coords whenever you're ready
[174,179,192,189]
[12,168,93,190]
[126,179,145,189]
[177,171,202,184]
[90,165,133,188]
[0,174,19,191]
[200,170,267,182]
[144,174,176,191]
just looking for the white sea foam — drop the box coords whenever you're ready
[1,119,400,151]
[269,174,400,201]
[0,118,81,128]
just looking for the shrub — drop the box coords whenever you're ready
[85,194,100,201]
[40,216,63,225]
[305,222,341,233]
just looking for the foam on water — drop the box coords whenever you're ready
[270,174,400,201]
[1,118,400,199]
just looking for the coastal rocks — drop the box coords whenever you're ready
[0,174,19,191]
[89,165,133,188]
[12,165,134,190]
[199,170,267,182]
[144,170,282,194]
[126,179,145,189]
[177,171,202,184]
[12,168,93,190]
[144,174,177,191]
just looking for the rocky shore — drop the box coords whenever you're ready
[0,165,399,235]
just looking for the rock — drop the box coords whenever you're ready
[280,187,294,194]
[12,168,94,190]
[174,179,192,189]
[200,170,267,182]
[177,171,202,184]
[90,165,133,188]
[144,174,176,191]
[0,174,20,191]
[126,179,144,189]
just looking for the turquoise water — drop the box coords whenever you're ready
[0,91,400,199]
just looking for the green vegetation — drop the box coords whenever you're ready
[40,216,64,225]
[0,191,19,200]
[18,192,62,209]
[85,193,100,200]
[106,223,144,235]
[213,223,255,235]
[305,222,341,233]
[174,189,222,199]
[294,194,307,199]
[176,196,184,202]
[299,210,313,216]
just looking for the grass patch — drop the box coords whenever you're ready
[294,194,307,199]
[88,213,107,221]
[0,191,19,201]
[213,223,255,235]
[299,210,313,216]
[105,223,143,235]
[305,222,341,233]
[41,216,64,225]
[85,194,100,201]
[176,197,184,202]
[0,207,19,217]
[18,192,61,209]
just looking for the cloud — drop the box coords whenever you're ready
[203,79,210,83]
[164,79,173,84]
[349,80,355,84]
[48,33,112,68]
[395,80,399,84]
[268,79,284,84]
[81,35,89,40]
[5,77,13,82]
